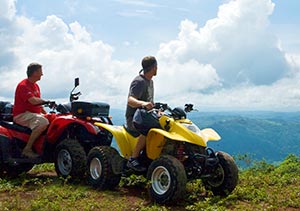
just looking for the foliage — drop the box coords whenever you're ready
[0,154,299,210]
[119,174,148,188]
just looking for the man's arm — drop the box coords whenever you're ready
[28,97,48,114]
[28,96,47,105]
[128,96,153,110]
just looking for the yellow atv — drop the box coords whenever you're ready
[87,103,238,204]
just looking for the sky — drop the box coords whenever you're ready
[0,0,299,111]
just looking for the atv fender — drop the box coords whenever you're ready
[201,128,221,141]
[146,128,221,160]
[47,116,99,143]
[146,129,190,160]
[94,122,138,159]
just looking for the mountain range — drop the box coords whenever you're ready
[110,109,300,165]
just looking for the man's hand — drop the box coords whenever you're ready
[141,102,154,110]
[47,101,57,109]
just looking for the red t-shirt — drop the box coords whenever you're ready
[13,79,42,116]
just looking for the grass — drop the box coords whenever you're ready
[0,154,299,211]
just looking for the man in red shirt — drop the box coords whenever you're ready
[13,63,49,158]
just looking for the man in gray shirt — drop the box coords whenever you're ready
[125,56,158,171]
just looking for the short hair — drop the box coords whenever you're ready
[141,56,157,73]
[27,62,42,77]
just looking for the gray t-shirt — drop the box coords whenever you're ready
[125,74,154,130]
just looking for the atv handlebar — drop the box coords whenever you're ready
[153,103,194,113]
[42,101,57,109]
[154,102,170,111]
[184,104,194,112]
[150,102,195,120]
[70,91,81,102]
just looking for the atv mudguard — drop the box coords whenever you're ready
[46,115,99,144]
[94,122,138,159]
[146,126,221,160]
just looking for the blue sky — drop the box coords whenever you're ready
[0,0,300,111]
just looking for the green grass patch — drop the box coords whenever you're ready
[0,155,299,210]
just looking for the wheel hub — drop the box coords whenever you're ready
[90,157,102,180]
[207,164,225,187]
[151,166,171,195]
[57,149,72,175]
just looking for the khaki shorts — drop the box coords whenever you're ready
[13,111,49,131]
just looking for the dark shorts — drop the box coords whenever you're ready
[125,116,141,137]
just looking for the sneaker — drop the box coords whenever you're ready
[127,157,146,172]
[22,149,40,158]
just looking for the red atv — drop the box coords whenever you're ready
[0,78,112,179]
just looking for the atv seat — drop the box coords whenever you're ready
[0,121,32,134]
[123,124,140,137]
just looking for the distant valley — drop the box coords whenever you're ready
[110,109,300,164]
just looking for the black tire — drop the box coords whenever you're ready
[147,155,187,204]
[54,139,87,180]
[203,151,238,196]
[87,146,121,189]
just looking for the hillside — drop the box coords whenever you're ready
[0,110,299,210]
[0,155,299,210]
[191,111,300,164]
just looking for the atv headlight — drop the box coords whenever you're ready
[181,123,201,135]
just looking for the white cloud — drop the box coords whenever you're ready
[158,0,289,86]
[0,9,137,106]
[164,76,300,112]
[152,0,300,111]
[155,59,221,97]
[0,0,299,111]
[0,0,16,20]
